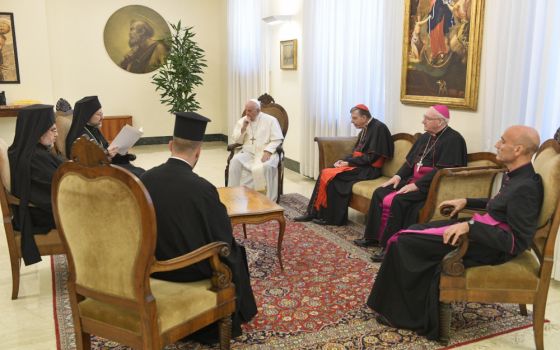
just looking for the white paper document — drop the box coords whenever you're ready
[109,125,144,155]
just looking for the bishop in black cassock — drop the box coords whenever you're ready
[355,105,467,261]
[65,96,144,177]
[294,104,394,226]
[140,112,257,344]
[367,125,543,340]
[8,104,63,265]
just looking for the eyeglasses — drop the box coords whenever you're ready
[423,115,441,122]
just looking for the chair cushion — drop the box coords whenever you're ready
[79,278,218,334]
[352,177,390,199]
[382,139,412,177]
[465,251,539,290]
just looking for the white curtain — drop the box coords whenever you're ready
[480,0,560,150]
[301,0,389,178]
[227,0,268,139]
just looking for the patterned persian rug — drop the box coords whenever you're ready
[53,193,535,349]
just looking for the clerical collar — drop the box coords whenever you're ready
[170,156,193,168]
[506,162,534,178]
[430,126,448,138]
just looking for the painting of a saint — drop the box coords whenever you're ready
[0,13,21,83]
[401,0,484,110]
[104,5,170,74]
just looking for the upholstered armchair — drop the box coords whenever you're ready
[54,112,72,159]
[52,137,236,349]
[0,138,64,300]
[225,93,289,202]
[439,140,560,350]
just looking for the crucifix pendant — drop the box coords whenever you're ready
[250,136,256,144]
[416,161,423,172]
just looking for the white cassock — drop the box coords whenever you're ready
[228,112,284,201]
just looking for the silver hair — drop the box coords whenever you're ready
[248,99,261,109]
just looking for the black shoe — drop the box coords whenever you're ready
[370,250,385,262]
[312,218,328,225]
[294,214,314,222]
[376,314,394,327]
[353,238,378,247]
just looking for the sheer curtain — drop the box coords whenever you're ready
[301,0,388,178]
[480,0,560,149]
[476,0,560,280]
[227,0,268,138]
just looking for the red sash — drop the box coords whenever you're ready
[313,151,385,210]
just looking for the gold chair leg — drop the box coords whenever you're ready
[519,304,528,316]
[533,300,545,350]
[219,315,232,350]
[439,302,452,345]
[10,256,21,300]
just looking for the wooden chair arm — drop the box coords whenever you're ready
[314,136,357,171]
[150,241,233,290]
[441,234,469,276]
[6,192,38,208]
[227,143,242,152]
[418,165,506,223]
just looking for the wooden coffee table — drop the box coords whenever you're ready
[217,186,286,270]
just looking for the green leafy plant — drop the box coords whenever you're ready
[152,21,207,113]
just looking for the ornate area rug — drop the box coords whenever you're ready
[53,193,535,349]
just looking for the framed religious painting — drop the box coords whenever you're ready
[400,0,484,110]
[280,39,297,70]
[0,13,21,83]
[104,5,170,74]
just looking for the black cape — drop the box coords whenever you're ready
[140,158,257,341]
[8,105,63,265]
[305,118,394,225]
[364,127,467,244]
[367,162,543,340]
[66,96,144,177]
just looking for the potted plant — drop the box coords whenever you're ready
[152,21,207,113]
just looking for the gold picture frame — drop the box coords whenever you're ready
[280,39,297,70]
[400,0,485,110]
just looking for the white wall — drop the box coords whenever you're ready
[1,0,227,144]
[0,0,54,142]
[267,0,304,164]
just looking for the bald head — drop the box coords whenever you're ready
[496,125,540,170]
[506,125,540,156]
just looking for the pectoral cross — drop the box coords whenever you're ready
[250,136,256,144]
[416,161,423,172]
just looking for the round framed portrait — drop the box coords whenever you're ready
[104,5,170,74]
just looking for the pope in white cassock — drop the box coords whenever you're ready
[228,99,284,201]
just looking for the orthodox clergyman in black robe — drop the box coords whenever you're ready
[355,105,467,262]
[140,112,257,344]
[294,104,394,226]
[8,104,64,265]
[367,126,543,341]
[65,95,144,177]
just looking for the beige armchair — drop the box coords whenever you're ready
[0,138,64,300]
[439,140,560,350]
[225,93,289,202]
[54,112,73,159]
[52,137,236,349]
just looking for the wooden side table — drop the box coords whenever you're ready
[100,115,132,142]
[217,186,286,270]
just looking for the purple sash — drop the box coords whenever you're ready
[375,166,434,242]
[386,213,514,253]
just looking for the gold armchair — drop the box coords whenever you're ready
[52,137,236,349]
[225,93,289,202]
[0,138,64,300]
[439,140,560,350]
